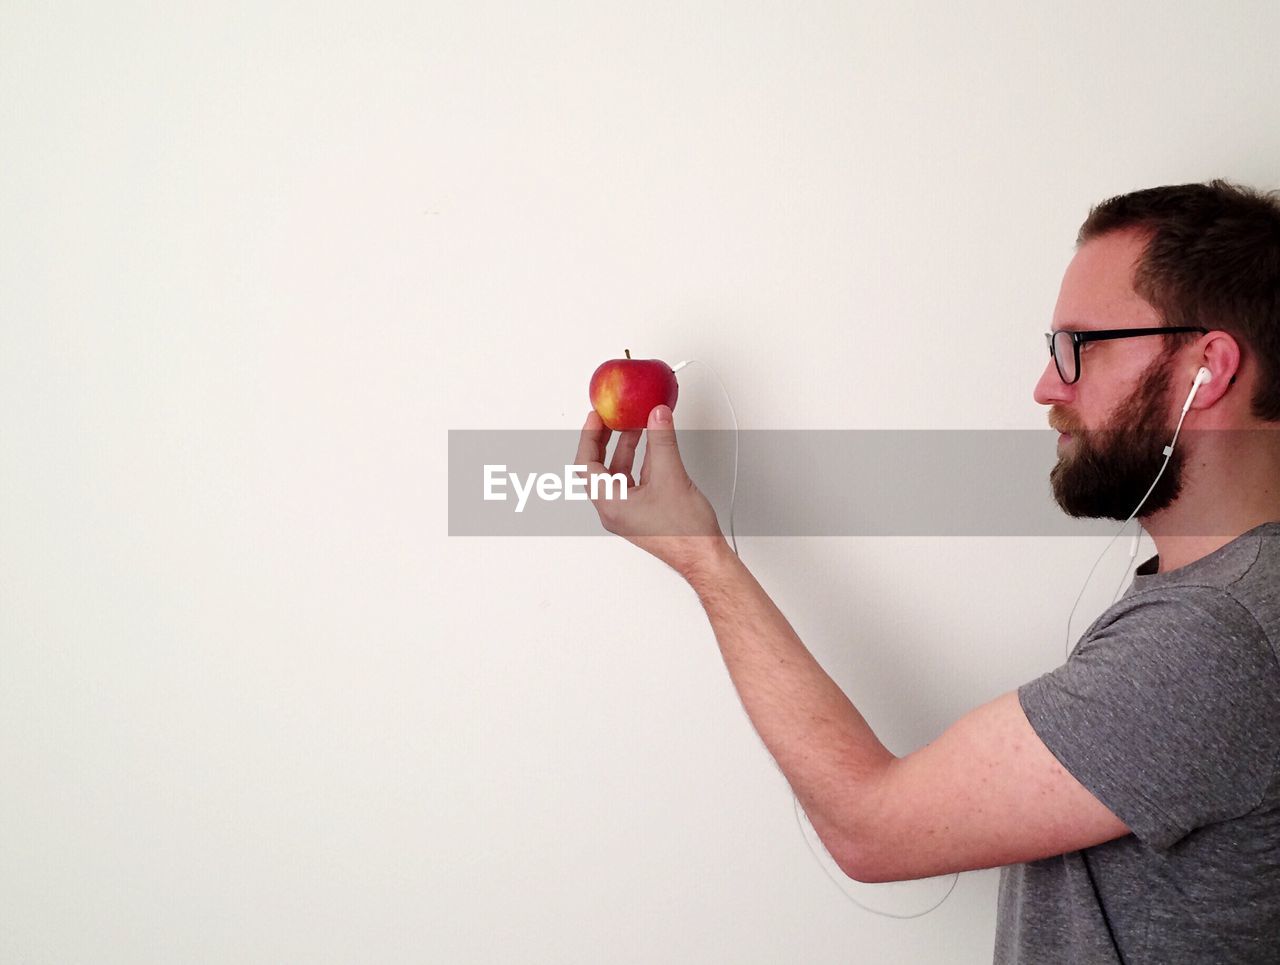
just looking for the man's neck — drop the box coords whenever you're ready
[1143,532,1261,575]
[1140,456,1280,574]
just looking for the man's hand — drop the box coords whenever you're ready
[574,404,729,579]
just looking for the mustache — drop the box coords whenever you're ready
[1048,410,1081,434]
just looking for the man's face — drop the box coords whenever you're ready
[1033,229,1186,520]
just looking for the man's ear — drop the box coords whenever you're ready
[1200,331,1243,391]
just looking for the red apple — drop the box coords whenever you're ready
[589,349,678,430]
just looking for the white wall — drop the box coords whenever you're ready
[3,2,1278,962]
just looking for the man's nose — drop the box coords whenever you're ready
[1033,358,1072,406]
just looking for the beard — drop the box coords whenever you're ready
[1049,352,1187,521]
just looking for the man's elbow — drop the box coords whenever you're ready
[827,842,882,884]
[838,837,970,885]
[827,821,915,884]
[822,834,885,884]
[835,855,874,883]
[838,856,902,885]
[817,777,900,883]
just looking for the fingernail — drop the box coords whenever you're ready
[654,405,671,424]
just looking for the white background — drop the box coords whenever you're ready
[4,2,1279,962]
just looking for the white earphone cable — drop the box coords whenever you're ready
[672,358,958,918]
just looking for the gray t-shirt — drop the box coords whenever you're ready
[994,520,1280,964]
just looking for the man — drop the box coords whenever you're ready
[574,180,1280,963]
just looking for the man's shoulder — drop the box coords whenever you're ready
[1131,521,1280,602]
[1102,582,1266,647]
[1076,580,1277,680]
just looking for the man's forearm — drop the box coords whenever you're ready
[685,541,896,873]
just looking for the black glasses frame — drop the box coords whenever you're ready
[1045,326,1209,384]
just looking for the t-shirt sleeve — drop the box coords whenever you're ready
[1018,587,1280,852]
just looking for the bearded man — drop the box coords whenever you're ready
[575,179,1280,964]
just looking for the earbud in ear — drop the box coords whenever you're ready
[1182,367,1212,414]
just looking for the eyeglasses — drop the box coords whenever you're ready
[1044,326,1208,384]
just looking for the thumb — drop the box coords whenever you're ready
[640,404,685,484]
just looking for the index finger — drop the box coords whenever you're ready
[574,409,613,470]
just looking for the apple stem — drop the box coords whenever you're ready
[625,349,631,359]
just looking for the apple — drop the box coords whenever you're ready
[589,349,679,430]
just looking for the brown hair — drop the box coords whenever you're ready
[1077,179,1280,421]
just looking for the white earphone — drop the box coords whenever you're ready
[1183,366,1212,413]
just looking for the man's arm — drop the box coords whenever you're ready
[687,540,1131,883]
[575,407,1131,882]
